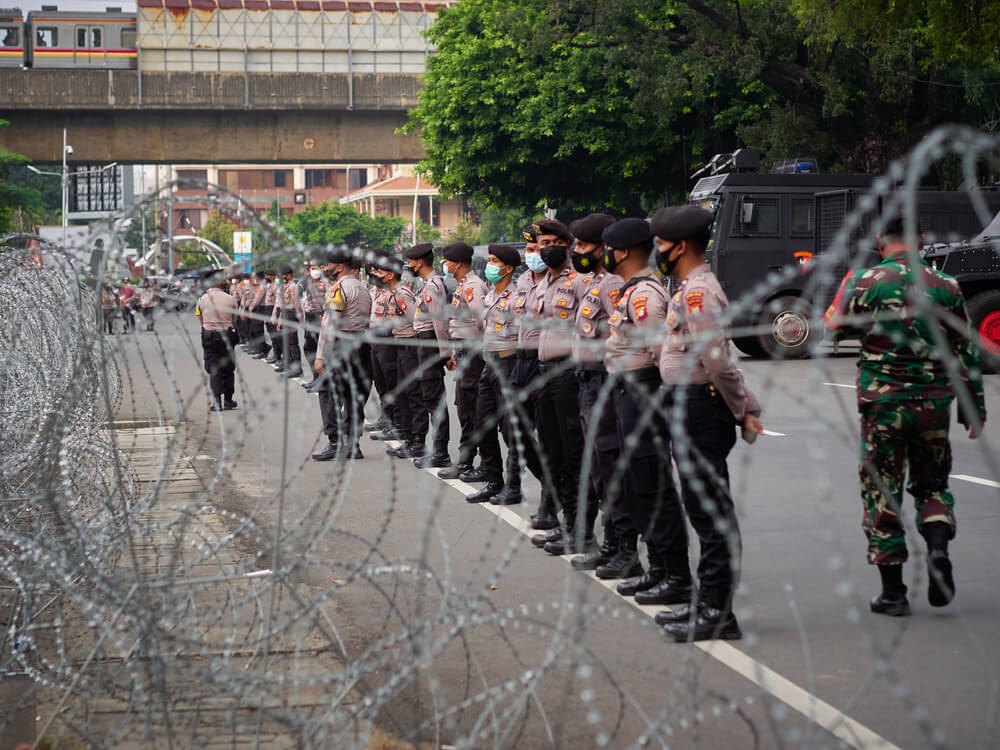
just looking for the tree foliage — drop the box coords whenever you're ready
[283,202,407,252]
[199,212,239,254]
[407,0,1000,212]
[0,120,43,233]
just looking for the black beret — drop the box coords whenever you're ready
[882,216,921,237]
[442,242,474,264]
[375,252,404,276]
[263,268,276,276]
[279,264,294,276]
[602,217,652,249]
[569,213,616,244]
[533,219,573,244]
[201,269,220,281]
[649,205,714,242]
[487,243,521,268]
[404,243,435,260]
[255,270,266,279]
[521,225,537,242]
[326,247,353,264]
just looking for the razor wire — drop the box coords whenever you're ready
[0,125,997,750]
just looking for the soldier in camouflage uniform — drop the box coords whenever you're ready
[825,215,986,616]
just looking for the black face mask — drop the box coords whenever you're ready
[571,250,599,274]
[325,266,340,280]
[655,244,679,277]
[603,247,622,273]
[540,244,568,269]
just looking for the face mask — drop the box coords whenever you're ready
[402,269,415,283]
[540,244,568,269]
[243,280,251,288]
[484,263,505,283]
[655,244,679,277]
[326,265,341,280]
[524,252,547,273]
[603,247,623,274]
[571,250,599,274]
[310,268,322,280]
[442,264,453,279]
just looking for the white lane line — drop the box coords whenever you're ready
[823,382,857,389]
[391,447,901,750]
[950,473,1000,489]
[761,429,786,437]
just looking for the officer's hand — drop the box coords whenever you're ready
[276,323,281,332]
[314,358,324,375]
[446,355,457,371]
[965,421,982,439]
[742,414,764,442]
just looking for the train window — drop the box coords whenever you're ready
[36,28,57,47]
[76,27,87,48]
[121,29,136,49]
[1,26,18,47]
[91,28,102,48]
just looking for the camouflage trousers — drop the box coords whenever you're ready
[859,400,956,565]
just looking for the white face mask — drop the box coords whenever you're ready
[310,268,322,280]
[243,280,251,288]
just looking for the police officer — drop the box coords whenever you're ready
[650,205,763,642]
[532,219,594,555]
[383,257,422,459]
[825,214,985,617]
[438,242,489,480]
[302,255,329,384]
[466,243,533,503]
[263,269,282,365]
[247,270,269,359]
[405,243,453,468]
[510,226,558,528]
[312,248,373,461]
[195,269,238,412]
[566,213,625,569]
[273,264,304,377]
[230,273,248,345]
[366,251,399,433]
[598,219,668,584]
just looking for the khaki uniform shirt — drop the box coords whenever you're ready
[604,270,668,374]
[274,279,303,322]
[514,272,544,351]
[573,270,623,364]
[317,275,372,361]
[249,284,266,311]
[448,272,487,341]
[538,267,590,361]
[413,272,451,353]
[659,263,756,420]
[388,284,417,339]
[483,285,518,353]
[303,278,328,314]
[196,288,236,332]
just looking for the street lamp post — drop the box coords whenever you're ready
[61,128,69,250]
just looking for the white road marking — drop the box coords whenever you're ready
[950,473,1000,489]
[823,382,857,389]
[376,441,902,750]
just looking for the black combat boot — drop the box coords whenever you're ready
[414,453,451,469]
[531,528,561,548]
[459,467,490,483]
[311,441,339,461]
[635,574,694,606]
[571,525,617,571]
[921,521,955,607]
[660,588,742,642]
[595,535,642,580]
[438,462,472,480]
[466,479,504,503]
[870,564,911,616]
[490,483,523,506]
[616,565,667,596]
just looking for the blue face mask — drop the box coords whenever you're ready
[524,252,547,273]
[484,263,505,283]
[443,264,453,279]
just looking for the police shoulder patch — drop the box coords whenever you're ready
[686,291,704,313]
[632,295,648,321]
[466,287,475,303]
[608,288,621,303]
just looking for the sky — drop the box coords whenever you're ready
[15,1,138,12]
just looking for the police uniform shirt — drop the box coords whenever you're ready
[538,268,591,361]
[303,278,328,314]
[659,263,755,420]
[369,286,388,332]
[604,269,669,374]
[196,288,236,332]
[514,272,544,351]
[448,272,487,340]
[316,276,373,361]
[275,279,304,320]
[412,272,451,352]
[250,283,266,310]
[483,286,519,352]
[573,270,624,363]
[388,284,418,339]
[264,280,278,306]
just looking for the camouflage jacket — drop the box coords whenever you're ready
[825,254,986,419]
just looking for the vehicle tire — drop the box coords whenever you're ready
[967,290,1000,374]
[733,336,767,358]
[757,295,816,360]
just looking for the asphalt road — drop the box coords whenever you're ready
[113,309,1000,750]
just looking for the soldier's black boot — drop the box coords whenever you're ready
[595,535,642,580]
[531,528,561,548]
[921,521,955,607]
[311,441,339,462]
[661,588,742,642]
[544,515,595,555]
[870,564,911,616]
[438,462,472,480]
[617,565,667,596]
[635,549,693,605]
[571,524,617,571]
[466,479,504,503]
[530,487,560,530]
[490,482,523,506]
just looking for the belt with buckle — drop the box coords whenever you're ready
[487,348,517,359]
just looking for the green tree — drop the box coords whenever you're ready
[476,205,539,243]
[199,212,239,254]
[283,202,406,252]
[446,219,482,244]
[0,120,43,234]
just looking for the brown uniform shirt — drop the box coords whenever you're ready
[537,267,590,361]
[273,279,303,322]
[413,272,451,353]
[388,284,417,339]
[316,275,372,361]
[659,263,756,420]
[264,281,278,306]
[196,288,236,332]
[573,270,623,364]
[604,270,668,374]
[483,285,518,352]
[448,272,487,341]
[303,277,328,314]
[514,271,544,351]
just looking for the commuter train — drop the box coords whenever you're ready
[0,7,138,69]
